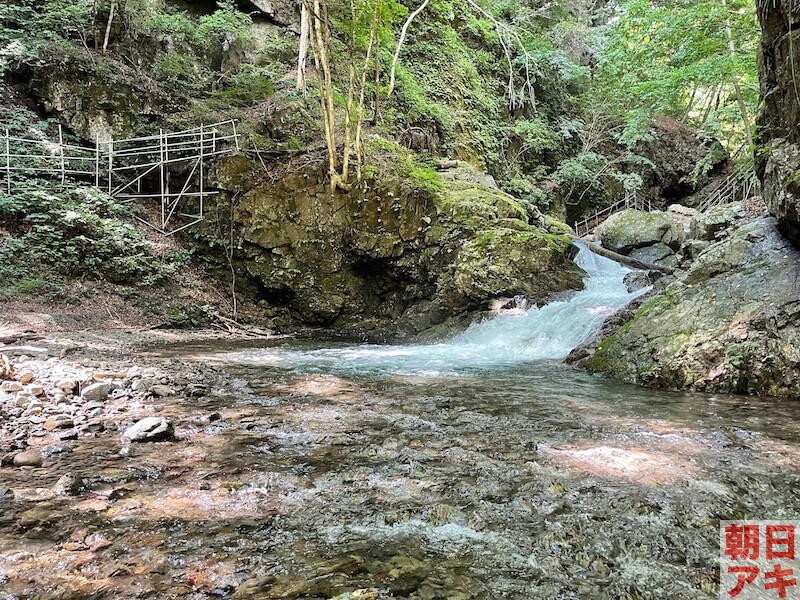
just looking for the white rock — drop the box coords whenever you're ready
[131,378,158,392]
[150,385,176,397]
[81,382,114,402]
[121,417,175,443]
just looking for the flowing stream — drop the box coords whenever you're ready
[215,244,645,376]
[2,247,800,599]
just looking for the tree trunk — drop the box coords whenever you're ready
[305,0,338,187]
[296,2,310,92]
[355,3,379,180]
[388,0,430,96]
[102,0,116,53]
[721,0,753,148]
[569,235,676,275]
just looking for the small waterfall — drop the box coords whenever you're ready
[221,244,648,376]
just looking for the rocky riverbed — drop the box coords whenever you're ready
[1,325,800,599]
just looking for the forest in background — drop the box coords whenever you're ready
[0,0,762,323]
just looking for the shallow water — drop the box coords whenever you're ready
[2,250,800,599]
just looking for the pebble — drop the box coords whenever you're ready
[17,372,35,384]
[27,385,45,396]
[15,395,35,407]
[44,415,74,430]
[59,429,79,441]
[150,385,176,397]
[132,378,158,392]
[13,450,42,467]
[0,382,23,393]
[81,382,114,402]
[121,417,175,443]
[53,473,86,496]
[56,379,77,392]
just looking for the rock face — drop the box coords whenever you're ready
[690,202,746,242]
[634,117,728,204]
[597,209,684,254]
[209,158,584,339]
[586,217,800,398]
[756,1,800,245]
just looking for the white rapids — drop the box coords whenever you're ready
[216,244,649,377]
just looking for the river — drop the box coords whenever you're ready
[2,247,799,599]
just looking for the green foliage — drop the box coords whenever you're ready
[210,66,275,107]
[365,138,444,195]
[152,51,210,89]
[595,0,759,154]
[0,187,170,298]
[196,1,253,51]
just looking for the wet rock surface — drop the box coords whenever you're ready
[597,209,684,255]
[122,416,175,443]
[0,333,799,598]
[587,216,800,397]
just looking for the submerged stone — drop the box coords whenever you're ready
[122,417,175,443]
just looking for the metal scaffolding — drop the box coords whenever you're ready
[1,119,240,236]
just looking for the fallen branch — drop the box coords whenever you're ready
[569,235,676,275]
[0,345,49,356]
[212,313,274,339]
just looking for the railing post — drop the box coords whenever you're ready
[95,135,100,188]
[231,119,240,152]
[58,124,66,185]
[108,139,113,195]
[199,123,204,220]
[160,129,166,230]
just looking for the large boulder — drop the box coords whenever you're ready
[207,157,584,339]
[597,209,684,254]
[689,202,746,242]
[586,217,800,398]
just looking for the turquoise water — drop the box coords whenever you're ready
[213,244,647,377]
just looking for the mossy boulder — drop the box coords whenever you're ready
[586,217,800,398]
[598,209,684,254]
[206,156,583,338]
[689,202,745,242]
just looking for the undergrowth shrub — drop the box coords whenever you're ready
[0,186,169,299]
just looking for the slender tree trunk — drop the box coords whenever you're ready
[721,0,753,147]
[372,28,381,124]
[92,0,99,49]
[305,0,338,186]
[103,0,116,53]
[356,4,379,180]
[388,0,430,96]
[296,2,310,92]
